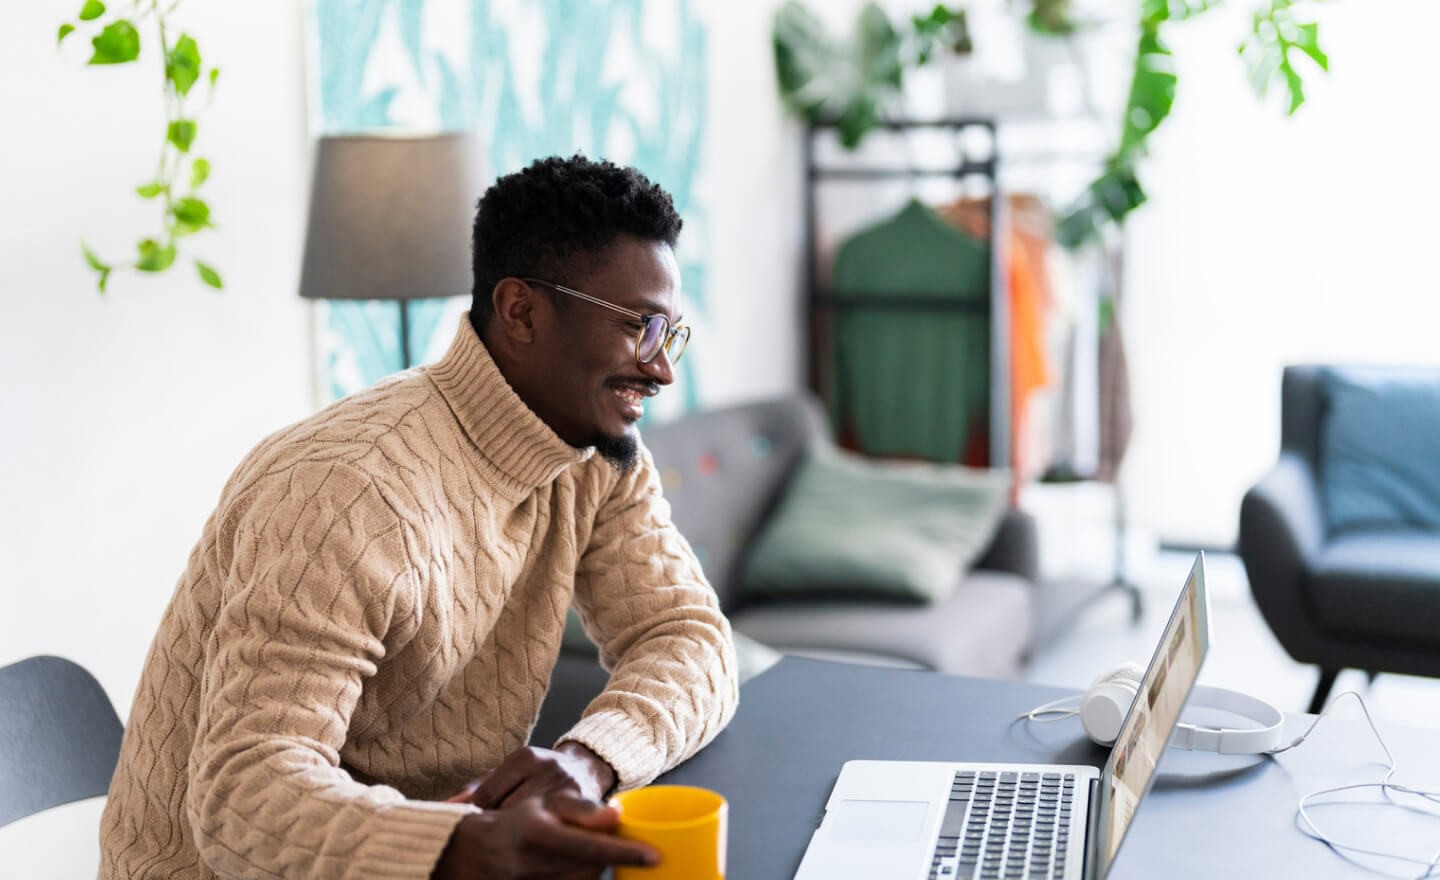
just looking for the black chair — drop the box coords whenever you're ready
[1239,366,1440,714]
[0,655,124,829]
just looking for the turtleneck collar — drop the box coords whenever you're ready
[425,314,593,498]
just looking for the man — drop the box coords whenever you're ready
[99,154,740,879]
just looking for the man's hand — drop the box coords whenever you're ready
[452,743,617,809]
[432,792,658,879]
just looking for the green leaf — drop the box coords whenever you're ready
[97,268,111,294]
[1240,7,1328,111]
[1090,164,1147,222]
[1241,37,1280,97]
[773,3,835,116]
[914,4,956,28]
[913,5,972,58]
[208,67,220,88]
[190,157,211,189]
[82,242,110,272]
[1118,27,1177,156]
[171,197,212,235]
[1142,0,1221,25]
[1056,204,1100,250]
[771,1,907,148]
[88,19,139,64]
[136,239,177,272]
[195,260,223,289]
[136,181,165,199]
[1282,61,1305,114]
[836,100,881,149]
[167,33,201,97]
[1029,0,1079,34]
[78,0,105,20]
[58,23,76,44]
[167,119,197,152]
[1292,22,1329,71]
[856,4,903,90]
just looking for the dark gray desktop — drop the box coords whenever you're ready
[657,657,1438,879]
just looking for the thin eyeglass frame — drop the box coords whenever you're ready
[521,277,689,364]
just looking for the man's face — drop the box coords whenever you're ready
[526,235,681,468]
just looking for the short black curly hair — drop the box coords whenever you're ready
[469,154,683,331]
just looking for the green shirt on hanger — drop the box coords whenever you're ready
[830,198,992,463]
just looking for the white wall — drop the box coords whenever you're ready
[1,4,312,872]
[692,0,807,405]
[1122,0,1440,545]
[1,0,313,702]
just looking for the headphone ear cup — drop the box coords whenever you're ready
[1080,663,1144,746]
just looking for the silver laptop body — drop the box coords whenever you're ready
[794,554,1212,880]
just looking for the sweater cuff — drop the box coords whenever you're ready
[556,710,666,791]
[353,798,479,876]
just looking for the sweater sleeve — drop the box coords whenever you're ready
[186,460,475,879]
[558,447,740,789]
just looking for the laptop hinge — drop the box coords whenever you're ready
[1083,776,1103,878]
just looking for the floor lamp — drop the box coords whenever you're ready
[299,132,486,369]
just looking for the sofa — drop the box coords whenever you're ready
[533,393,1039,744]
[1239,365,1440,713]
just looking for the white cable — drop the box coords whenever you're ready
[1274,691,1440,879]
[1014,695,1081,723]
[1018,686,1440,875]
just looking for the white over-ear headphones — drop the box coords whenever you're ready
[1023,662,1287,755]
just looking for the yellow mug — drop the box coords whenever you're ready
[612,784,727,879]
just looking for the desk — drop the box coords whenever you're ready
[658,657,1440,879]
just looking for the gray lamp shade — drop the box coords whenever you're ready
[299,132,486,301]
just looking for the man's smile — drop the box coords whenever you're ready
[608,379,659,421]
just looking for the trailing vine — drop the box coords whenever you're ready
[59,0,222,293]
[772,0,1332,249]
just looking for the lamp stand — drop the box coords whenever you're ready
[398,300,413,370]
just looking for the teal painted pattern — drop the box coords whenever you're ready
[308,0,708,412]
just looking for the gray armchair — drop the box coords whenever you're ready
[1239,366,1440,713]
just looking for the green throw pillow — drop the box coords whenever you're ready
[740,447,1009,604]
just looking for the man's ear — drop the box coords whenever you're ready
[490,278,538,344]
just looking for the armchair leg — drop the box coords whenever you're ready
[1308,667,1340,714]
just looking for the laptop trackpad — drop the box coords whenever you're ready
[827,799,930,843]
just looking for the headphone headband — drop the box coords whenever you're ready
[1168,685,1286,755]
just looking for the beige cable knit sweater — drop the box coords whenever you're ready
[98,318,739,879]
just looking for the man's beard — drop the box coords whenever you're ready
[593,431,639,472]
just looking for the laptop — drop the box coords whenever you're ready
[794,553,1212,880]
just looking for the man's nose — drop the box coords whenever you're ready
[639,348,675,385]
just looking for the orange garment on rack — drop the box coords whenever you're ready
[936,196,1053,490]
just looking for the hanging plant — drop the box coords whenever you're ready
[58,0,223,294]
[1055,0,1329,247]
[771,0,1331,249]
[773,2,972,148]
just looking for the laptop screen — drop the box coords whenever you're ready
[1094,553,1212,875]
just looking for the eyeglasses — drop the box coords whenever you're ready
[522,277,690,365]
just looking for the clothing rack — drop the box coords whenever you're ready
[1000,127,1143,624]
[803,117,1143,624]
[804,117,1010,469]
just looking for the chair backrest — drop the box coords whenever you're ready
[642,394,830,610]
[0,655,124,828]
[1280,365,1327,472]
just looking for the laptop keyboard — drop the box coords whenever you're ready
[928,770,1078,880]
